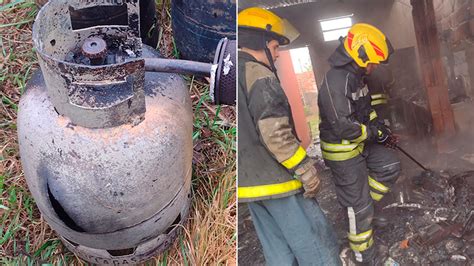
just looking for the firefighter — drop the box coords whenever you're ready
[238,7,341,265]
[317,23,400,264]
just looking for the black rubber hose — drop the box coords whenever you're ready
[144,58,213,77]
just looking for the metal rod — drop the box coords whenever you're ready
[395,145,429,171]
[144,58,213,77]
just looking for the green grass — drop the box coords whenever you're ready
[2,96,18,112]
[0,0,235,264]
[0,0,38,98]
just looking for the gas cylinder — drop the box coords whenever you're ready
[18,0,192,264]
[171,0,236,62]
[35,0,159,47]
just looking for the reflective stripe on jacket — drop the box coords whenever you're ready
[371,93,389,106]
[320,111,378,161]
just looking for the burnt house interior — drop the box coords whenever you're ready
[238,0,474,264]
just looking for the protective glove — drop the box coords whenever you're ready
[294,157,321,198]
[375,125,398,149]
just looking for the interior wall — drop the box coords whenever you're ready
[377,0,417,51]
[433,0,474,98]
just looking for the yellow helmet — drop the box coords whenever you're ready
[238,7,299,45]
[344,23,394,67]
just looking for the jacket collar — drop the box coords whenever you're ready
[238,50,273,71]
[328,41,367,79]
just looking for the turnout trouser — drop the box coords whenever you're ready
[248,193,341,266]
[324,143,400,262]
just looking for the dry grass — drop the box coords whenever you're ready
[0,0,236,265]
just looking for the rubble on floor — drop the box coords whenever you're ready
[374,169,473,265]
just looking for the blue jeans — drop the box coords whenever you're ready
[248,193,341,266]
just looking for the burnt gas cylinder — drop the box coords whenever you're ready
[36,0,159,47]
[18,1,191,265]
[171,0,236,62]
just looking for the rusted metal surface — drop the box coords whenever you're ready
[19,1,194,263]
[61,196,191,265]
[19,47,193,249]
[81,36,107,64]
[411,0,456,142]
[34,0,159,48]
[32,0,145,129]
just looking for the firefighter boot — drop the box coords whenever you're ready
[372,203,389,228]
[349,243,388,266]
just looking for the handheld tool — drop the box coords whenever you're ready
[395,144,436,178]
[395,145,429,171]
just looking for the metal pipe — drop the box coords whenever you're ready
[395,144,429,171]
[144,58,213,77]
